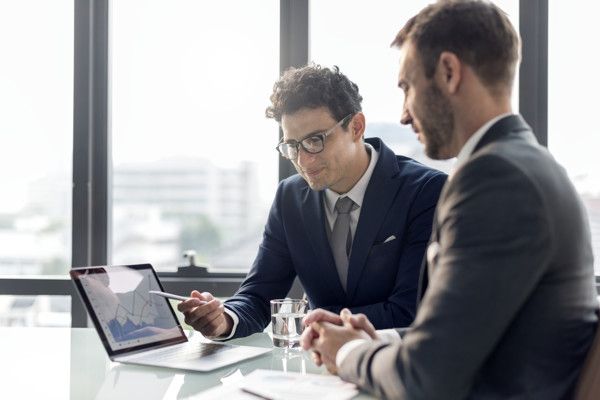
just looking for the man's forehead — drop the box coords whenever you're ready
[397,42,418,83]
[281,107,335,139]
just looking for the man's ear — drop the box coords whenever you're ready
[350,112,366,141]
[436,51,462,94]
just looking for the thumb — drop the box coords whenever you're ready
[190,290,209,303]
[340,308,353,327]
[311,321,326,335]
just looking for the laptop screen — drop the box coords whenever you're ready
[71,264,187,356]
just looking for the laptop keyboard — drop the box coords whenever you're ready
[135,342,229,363]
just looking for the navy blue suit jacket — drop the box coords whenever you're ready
[224,138,446,338]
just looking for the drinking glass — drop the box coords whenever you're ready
[270,298,308,348]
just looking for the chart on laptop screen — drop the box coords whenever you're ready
[78,266,181,350]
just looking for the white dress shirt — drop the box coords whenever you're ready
[323,142,378,238]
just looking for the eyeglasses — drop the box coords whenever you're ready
[276,114,354,160]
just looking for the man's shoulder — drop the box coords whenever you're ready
[394,154,446,179]
[468,134,556,184]
[369,137,447,182]
[273,174,312,204]
[388,154,448,195]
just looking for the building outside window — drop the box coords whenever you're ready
[111,0,280,272]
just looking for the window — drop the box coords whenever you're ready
[548,2,600,274]
[0,1,596,330]
[0,0,73,277]
[310,0,519,174]
[0,295,70,327]
[111,0,280,272]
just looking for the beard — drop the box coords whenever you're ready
[419,83,455,160]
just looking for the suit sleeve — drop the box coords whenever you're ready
[223,181,297,339]
[324,171,446,328]
[338,155,552,399]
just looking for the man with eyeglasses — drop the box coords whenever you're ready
[178,64,447,340]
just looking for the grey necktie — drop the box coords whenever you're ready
[331,196,356,291]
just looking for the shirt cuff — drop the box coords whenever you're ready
[377,328,401,342]
[204,306,239,341]
[335,329,401,367]
[336,339,368,367]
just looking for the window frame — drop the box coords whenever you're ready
[4,0,592,329]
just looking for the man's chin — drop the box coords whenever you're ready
[306,181,327,191]
[302,176,327,191]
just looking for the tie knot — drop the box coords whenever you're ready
[335,196,355,214]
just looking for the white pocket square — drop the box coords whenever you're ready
[383,235,397,243]
[427,241,440,265]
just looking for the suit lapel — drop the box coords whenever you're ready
[346,139,402,299]
[301,186,346,294]
[417,181,449,303]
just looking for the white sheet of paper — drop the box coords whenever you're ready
[199,369,358,400]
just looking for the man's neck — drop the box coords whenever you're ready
[453,97,512,156]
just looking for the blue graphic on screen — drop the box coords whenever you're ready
[107,280,175,341]
[80,266,181,348]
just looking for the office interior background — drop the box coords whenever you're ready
[0,0,598,328]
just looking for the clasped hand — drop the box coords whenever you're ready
[300,308,378,374]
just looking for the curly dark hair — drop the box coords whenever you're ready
[265,64,363,128]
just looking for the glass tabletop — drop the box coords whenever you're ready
[0,327,375,399]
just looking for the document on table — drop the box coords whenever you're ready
[199,369,359,400]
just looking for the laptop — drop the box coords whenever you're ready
[70,263,271,371]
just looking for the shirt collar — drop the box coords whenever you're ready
[324,142,378,213]
[451,113,513,179]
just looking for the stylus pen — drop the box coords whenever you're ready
[149,290,209,305]
[148,290,191,302]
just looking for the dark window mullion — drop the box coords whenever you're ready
[71,0,110,327]
[519,0,548,146]
[278,0,309,181]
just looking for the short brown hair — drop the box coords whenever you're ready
[392,0,520,92]
[265,64,362,127]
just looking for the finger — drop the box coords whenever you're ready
[311,350,323,366]
[310,321,326,335]
[303,309,343,326]
[300,325,318,350]
[191,290,203,299]
[191,290,214,303]
[349,313,378,339]
[195,304,225,330]
[184,299,222,325]
[178,297,205,312]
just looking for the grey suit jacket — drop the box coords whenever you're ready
[339,115,598,399]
